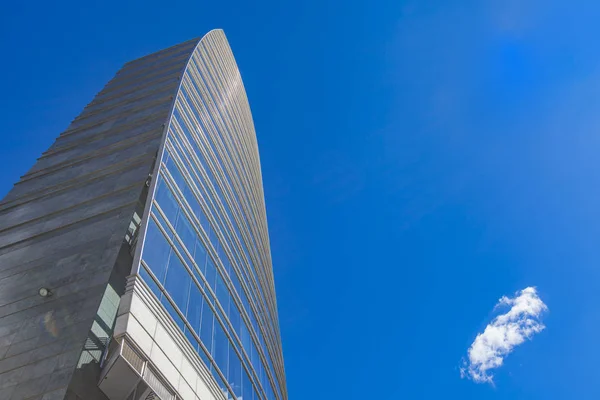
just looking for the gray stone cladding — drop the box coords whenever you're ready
[0,38,199,400]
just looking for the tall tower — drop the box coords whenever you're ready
[0,30,286,400]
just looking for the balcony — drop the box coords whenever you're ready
[99,337,178,400]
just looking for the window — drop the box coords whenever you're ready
[240,323,251,355]
[228,345,242,396]
[215,271,230,312]
[166,152,187,191]
[194,238,208,274]
[200,303,214,354]
[187,284,204,334]
[161,296,184,330]
[142,219,171,283]
[205,258,217,291]
[175,213,196,257]
[155,177,179,224]
[213,321,229,377]
[140,265,160,298]
[164,254,191,313]
[242,369,254,400]
[229,303,241,338]
[185,327,199,352]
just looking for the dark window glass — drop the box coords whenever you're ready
[142,219,171,283]
[164,254,191,313]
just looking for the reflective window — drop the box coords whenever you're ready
[161,296,184,330]
[138,47,285,400]
[164,254,191,313]
[175,213,196,256]
[142,219,171,283]
[155,177,179,224]
[213,321,229,375]
[187,284,204,334]
[200,301,214,354]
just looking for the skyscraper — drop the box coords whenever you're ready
[0,30,286,400]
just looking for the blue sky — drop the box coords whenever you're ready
[2,0,600,398]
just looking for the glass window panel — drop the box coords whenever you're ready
[140,265,160,298]
[266,384,275,400]
[189,263,205,290]
[229,266,242,298]
[142,219,171,283]
[228,346,242,397]
[229,302,241,338]
[240,323,251,355]
[164,254,191,313]
[206,220,217,245]
[183,183,209,228]
[241,293,251,319]
[213,321,229,379]
[187,283,204,334]
[161,151,170,165]
[161,296,184,330]
[166,152,187,191]
[205,257,217,291]
[242,370,254,400]
[185,327,199,352]
[210,362,224,392]
[215,272,230,312]
[214,303,229,334]
[171,235,194,275]
[175,213,196,257]
[194,238,208,274]
[250,342,260,379]
[155,177,179,224]
[258,363,264,392]
[152,211,173,239]
[251,317,260,342]
[200,304,214,354]
[197,345,211,369]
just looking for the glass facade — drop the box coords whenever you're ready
[137,32,285,400]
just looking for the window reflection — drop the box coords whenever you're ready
[164,254,191,312]
[155,177,179,224]
[138,59,284,400]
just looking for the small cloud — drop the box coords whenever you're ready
[461,287,548,384]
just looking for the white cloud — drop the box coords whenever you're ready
[461,287,548,384]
